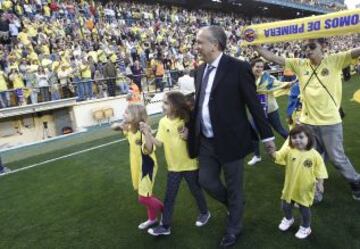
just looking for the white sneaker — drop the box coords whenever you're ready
[195,212,211,227]
[138,219,157,230]
[0,167,11,175]
[295,226,312,239]
[248,156,261,166]
[278,217,294,231]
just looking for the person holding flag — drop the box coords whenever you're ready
[254,38,360,201]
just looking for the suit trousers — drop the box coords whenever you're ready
[198,135,244,235]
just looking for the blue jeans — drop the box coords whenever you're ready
[155,77,164,92]
[268,110,288,138]
[0,92,9,108]
[51,91,60,101]
[118,82,129,94]
[76,82,85,101]
[85,80,93,99]
[251,110,288,157]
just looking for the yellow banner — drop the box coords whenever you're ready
[241,9,360,46]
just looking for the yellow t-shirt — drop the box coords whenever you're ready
[0,71,8,92]
[80,64,91,78]
[125,130,158,196]
[87,51,98,63]
[2,0,13,10]
[156,117,198,172]
[41,58,53,68]
[110,53,117,63]
[97,50,107,64]
[11,74,25,89]
[285,51,352,125]
[27,26,37,38]
[43,5,51,17]
[18,32,30,44]
[275,147,328,207]
[15,5,24,15]
[41,45,50,55]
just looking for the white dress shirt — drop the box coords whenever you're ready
[201,53,223,138]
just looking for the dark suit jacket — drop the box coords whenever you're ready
[187,54,274,163]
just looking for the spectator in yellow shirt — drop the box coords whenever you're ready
[0,69,9,108]
[9,68,25,106]
[79,58,93,100]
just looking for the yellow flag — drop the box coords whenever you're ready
[242,9,360,46]
[352,89,360,104]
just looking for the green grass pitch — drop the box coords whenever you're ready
[0,76,359,249]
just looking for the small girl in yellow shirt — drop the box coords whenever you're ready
[112,104,163,230]
[270,125,328,239]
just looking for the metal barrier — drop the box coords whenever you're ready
[0,69,186,109]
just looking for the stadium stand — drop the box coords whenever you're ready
[0,0,357,109]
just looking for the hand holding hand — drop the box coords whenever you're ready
[179,126,189,140]
[139,122,151,135]
[316,181,324,193]
[264,140,276,156]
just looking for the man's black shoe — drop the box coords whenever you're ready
[219,233,239,248]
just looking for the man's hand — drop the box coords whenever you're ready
[264,140,276,156]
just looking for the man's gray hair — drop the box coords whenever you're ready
[205,26,227,51]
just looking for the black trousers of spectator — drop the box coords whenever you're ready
[40,87,50,102]
[0,156,4,171]
[134,80,142,92]
[155,76,164,92]
[61,86,73,99]
[107,80,116,97]
[162,170,208,228]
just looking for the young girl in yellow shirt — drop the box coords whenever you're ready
[141,92,210,236]
[271,125,328,239]
[112,104,163,230]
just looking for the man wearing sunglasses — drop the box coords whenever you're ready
[254,39,360,201]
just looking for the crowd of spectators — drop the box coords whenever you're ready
[0,0,357,109]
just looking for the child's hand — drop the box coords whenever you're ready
[139,122,151,135]
[179,127,189,140]
[316,181,324,193]
[111,122,123,131]
[270,151,276,159]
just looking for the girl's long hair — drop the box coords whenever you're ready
[166,91,191,122]
[126,103,148,132]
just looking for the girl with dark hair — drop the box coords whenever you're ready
[270,125,328,239]
[141,91,210,236]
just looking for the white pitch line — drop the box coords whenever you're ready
[1,138,127,177]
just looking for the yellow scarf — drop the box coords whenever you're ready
[242,9,360,46]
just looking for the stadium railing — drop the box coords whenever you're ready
[254,0,332,13]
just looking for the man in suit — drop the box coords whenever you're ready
[187,26,276,248]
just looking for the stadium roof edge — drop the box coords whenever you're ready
[136,0,338,19]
